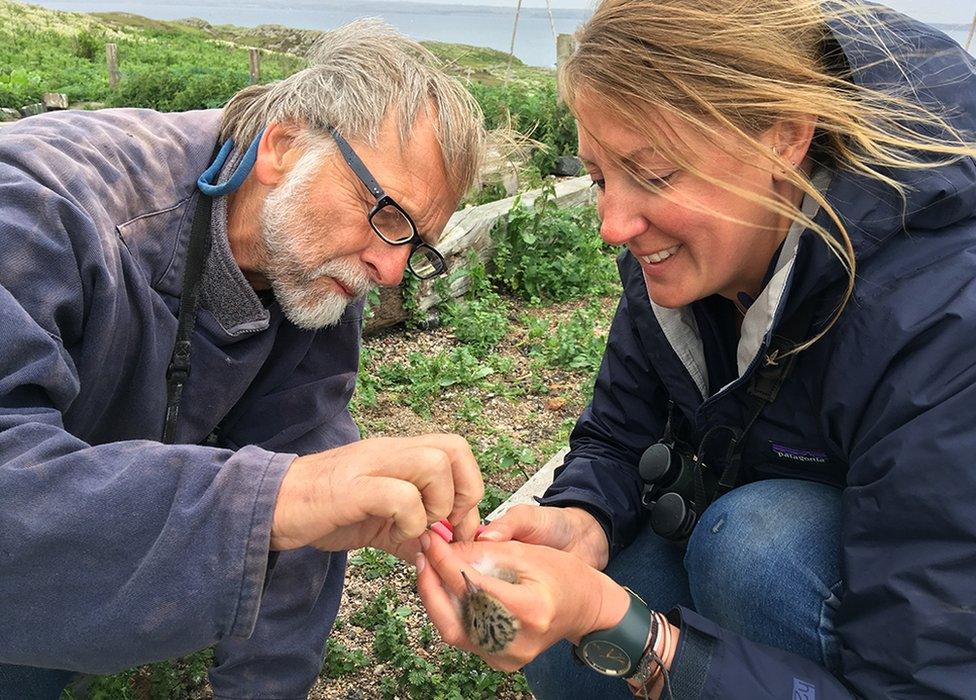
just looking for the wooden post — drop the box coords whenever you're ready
[966,10,976,52]
[248,48,261,85]
[556,34,575,103]
[106,43,119,89]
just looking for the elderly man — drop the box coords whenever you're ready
[0,19,485,699]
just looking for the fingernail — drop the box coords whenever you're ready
[415,553,426,575]
[477,530,499,541]
[420,532,431,551]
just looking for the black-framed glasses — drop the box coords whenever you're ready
[328,127,447,280]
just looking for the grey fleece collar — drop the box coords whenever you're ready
[200,147,272,336]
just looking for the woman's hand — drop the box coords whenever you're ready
[477,504,611,570]
[416,533,630,672]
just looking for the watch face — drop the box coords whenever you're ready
[579,640,632,677]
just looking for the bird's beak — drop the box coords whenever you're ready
[461,570,478,594]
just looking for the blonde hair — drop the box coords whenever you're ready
[561,0,976,353]
[221,18,486,195]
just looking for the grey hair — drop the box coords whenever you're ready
[220,18,485,195]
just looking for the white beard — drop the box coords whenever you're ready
[259,145,373,330]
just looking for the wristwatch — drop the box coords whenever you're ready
[574,587,654,678]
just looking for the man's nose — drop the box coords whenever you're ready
[362,239,412,287]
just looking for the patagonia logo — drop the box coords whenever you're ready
[770,442,828,464]
[793,678,816,700]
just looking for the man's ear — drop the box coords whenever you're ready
[252,122,302,187]
[770,115,818,176]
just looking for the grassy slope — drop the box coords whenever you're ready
[0,0,554,109]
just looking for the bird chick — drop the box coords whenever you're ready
[460,570,520,654]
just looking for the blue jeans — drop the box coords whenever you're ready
[0,664,75,700]
[525,479,844,699]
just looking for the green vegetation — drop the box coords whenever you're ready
[492,182,619,303]
[348,547,400,580]
[65,649,213,699]
[0,1,576,180]
[338,586,525,699]
[0,1,301,109]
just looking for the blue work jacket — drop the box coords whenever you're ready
[541,7,976,698]
[0,108,362,698]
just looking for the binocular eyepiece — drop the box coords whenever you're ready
[639,442,715,543]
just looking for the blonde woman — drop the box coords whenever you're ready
[418,1,976,697]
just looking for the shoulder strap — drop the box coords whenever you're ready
[162,147,221,444]
[712,291,833,497]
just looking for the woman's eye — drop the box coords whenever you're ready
[590,178,606,190]
[645,172,676,188]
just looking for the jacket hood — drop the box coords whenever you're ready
[791,4,976,302]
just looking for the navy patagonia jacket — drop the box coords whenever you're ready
[0,108,362,697]
[540,8,976,699]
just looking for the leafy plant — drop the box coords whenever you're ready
[348,547,399,580]
[479,483,512,518]
[376,347,496,418]
[479,435,536,478]
[72,30,103,61]
[72,648,214,700]
[323,638,370,678]
[525,300,610,375]
[492,184,617,302]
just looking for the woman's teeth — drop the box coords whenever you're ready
[640,245,681,264]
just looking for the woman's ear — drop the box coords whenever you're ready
[252,122,301,187]
[770,115,818,176]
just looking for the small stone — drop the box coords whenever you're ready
[551,155,583,176]
[42,92,69,110]
[0,108,20,122]
[373,663,386,676]
[19,103,45,118]
[546,397,567,411]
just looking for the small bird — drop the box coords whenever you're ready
[459,568,520,654]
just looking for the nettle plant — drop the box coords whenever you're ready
[491,185,618,303]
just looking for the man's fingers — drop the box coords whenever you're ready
[357,477,428,543]
[403,434,484,530]
[382,445,457,525]
[450,508,481,543]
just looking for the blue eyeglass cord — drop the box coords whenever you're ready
[196,128,265,197]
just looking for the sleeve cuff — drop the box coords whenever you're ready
[227,448,296,639]
[663,606,718,700]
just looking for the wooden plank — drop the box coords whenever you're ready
[248,48,261,85]
[106,43,120,90]
[556,33,575,104]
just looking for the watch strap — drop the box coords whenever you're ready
[575,587,653,678]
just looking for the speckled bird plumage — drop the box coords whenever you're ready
[459,570,520,654]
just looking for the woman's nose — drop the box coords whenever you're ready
[597,187,650,246]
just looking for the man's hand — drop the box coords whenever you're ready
[477,504,610,570]
[270,434,484,557]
